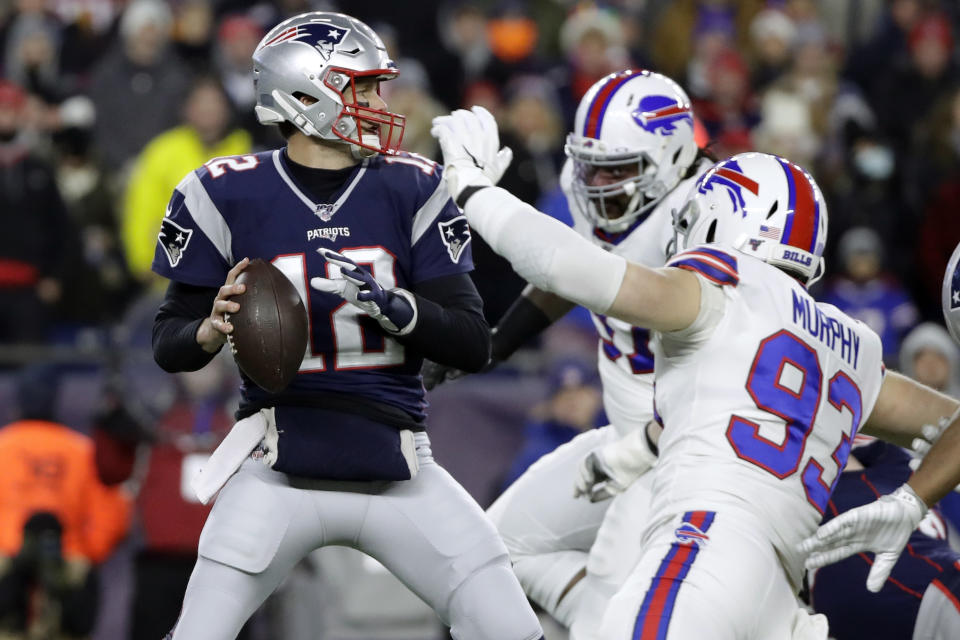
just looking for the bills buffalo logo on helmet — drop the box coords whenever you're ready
[696,159,760,218]
[631,95,693,135]
[262,21,351,60]
[674,522,710,547]
[438,216,472,264]
[159,217,193,268]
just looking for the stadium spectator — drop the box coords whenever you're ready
[0,80,76,343]
[121,75,251,285]
[818,226,918,365]
[51,95,137,325]
[94,356,241,640]
[0,365,131,637]
[748,8,797,91]
[2,0,62,103]
[871,12,958,159]
[899,323,960,397]
[692,48,758,157]
[423,2,496,111]
[557,5,631,120]
[213,14,266,145]
[649,0,765,83]
[86,0,190,171]
[500,357,602,492]
[171,0,215,68]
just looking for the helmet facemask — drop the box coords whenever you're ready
[324,68,405,157]
[252,12,407,158]
[567,139,664,233]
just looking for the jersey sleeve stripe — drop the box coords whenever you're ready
[667,251,739,286]
[684,247,738,272]
[411,180,452,245]
[180,171,233,264]
[670,259,738,286]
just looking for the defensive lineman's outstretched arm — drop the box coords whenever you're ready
[430,107,701,335]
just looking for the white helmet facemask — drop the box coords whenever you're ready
[566,69,699,233]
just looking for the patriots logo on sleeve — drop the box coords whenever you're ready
[438,216,471,264]
[631,95,693,135]
[262,21,351,60]
[158,217,193,268]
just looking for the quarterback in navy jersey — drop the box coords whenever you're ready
[150,11,542,640]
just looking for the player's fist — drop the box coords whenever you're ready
[799,483,927,592]
[573,426,658,503]
[311,249,418,335]
[430,105,512,207]
[197,258,249,352]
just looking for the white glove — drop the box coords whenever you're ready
[573,426,658,503]
[430,105,513,205]
[798,483,927,593]
[310,248,417,335]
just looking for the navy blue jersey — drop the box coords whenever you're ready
[811,441,960,639]
[152,149,472,421]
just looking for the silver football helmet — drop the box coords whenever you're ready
[253,12,405,157]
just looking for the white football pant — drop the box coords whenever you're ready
[487,426,655,639]
[598,509,823,640]
[170,433,543,640]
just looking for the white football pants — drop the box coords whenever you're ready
[170,433,542,640]
[487,426,655,639]
[598,509,823,640]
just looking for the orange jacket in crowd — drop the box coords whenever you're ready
[0,420,132,563]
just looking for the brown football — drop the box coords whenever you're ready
[225,259,308,393]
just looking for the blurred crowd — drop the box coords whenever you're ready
[4,0,960,637]
[2,0,960,358]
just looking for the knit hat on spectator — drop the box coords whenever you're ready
[0,81,26,109]
[909,14,953,54]
[119,0,173,41]
[545,357,598,398]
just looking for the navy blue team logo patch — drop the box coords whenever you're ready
[631,95,693,135]
[674,522,710,547]
[158,217,193,268]
[438,216,471,264]
[261,21,351,61]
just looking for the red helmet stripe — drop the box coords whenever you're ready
[713,167,759,195]
[784,162,818,253]
[583,70,640,138]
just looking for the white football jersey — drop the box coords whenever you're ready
[650,245,885,588]
[564,157,713,436]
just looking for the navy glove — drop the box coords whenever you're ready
[311,248,417,335]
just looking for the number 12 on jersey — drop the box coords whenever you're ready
[272,248,404,371]
[726,330,863,514]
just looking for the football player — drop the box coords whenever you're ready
[806,434,960,640]
[150,12,542,640]
[426,69,713,638]
[431,107,960,639]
